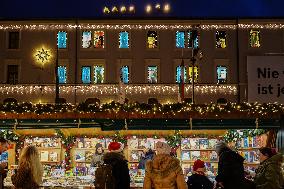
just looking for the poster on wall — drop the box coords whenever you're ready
[247,56,284,103]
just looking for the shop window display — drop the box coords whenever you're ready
[147,66,158,83]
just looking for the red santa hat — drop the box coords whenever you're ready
[108,142,124,153]
[193,159,205,172]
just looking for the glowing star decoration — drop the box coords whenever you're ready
[35,48,51,64]
[146,5,152,13]
[112,6,119,13]
[120,6,127,13]
[103,7,110,14]
[129,5,135,13]
[164,3,170,13]
[155,4,161,10]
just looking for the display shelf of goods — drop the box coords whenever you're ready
[236,136,262,166]
[73,137,113,165]
[23,137,62,164]
[127,137,166,164]
[180,137,219,178]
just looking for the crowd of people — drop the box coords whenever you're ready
[0,137,283,189]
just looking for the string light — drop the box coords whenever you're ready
[0,84,237,95]
[2,24,284,31]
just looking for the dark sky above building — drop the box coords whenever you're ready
[0,0,283,19]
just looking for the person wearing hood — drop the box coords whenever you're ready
[187,159,213,189]
[215,141,246,189]
[254,147,284,189]
[138,148,155,170]
[90,143,104,167]
[143,141,187,189]
[102,142,130,189]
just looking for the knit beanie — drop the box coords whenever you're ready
[193,159,205,171]
[108,142,124,153]
[156,141,171,155]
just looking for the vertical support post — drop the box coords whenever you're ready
[276,114,284,153]
[55,45,59,104]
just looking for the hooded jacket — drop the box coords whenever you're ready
[143,154,187,189]
[254,153,284,189]
[215,148,245,189]
[103,152,130,189]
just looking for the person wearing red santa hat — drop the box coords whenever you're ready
[187,159,213,189]
[102,141,130,189]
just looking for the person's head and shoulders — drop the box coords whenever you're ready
[91,143,105,167]
[187,159,213,189]
[215,141,245,164]
[146,141,180,175]
[103,141,127,165]
[12,145,43,189]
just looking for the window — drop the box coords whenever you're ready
[57,31,67,49]
[7,65,19,84]
[120,66,129,83]
[8,32,19,49]
[82,66,91,84]
[176,66,187,83]
[147,66,158,83]
[94,31,105,48]
[94,65,104,83]
[119,31,130,48]
[188,30,199,49]
[82,31,92,48]
[250,30,260,48]
[147,31,158,49]
[176,31,185,48]
[188,66,199,83]
[217,66,227,84]
[216,31,227,48]
[57,66,67,84]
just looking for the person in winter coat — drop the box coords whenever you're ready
[215,141,246,189]
[12,145,43,189]
[103,142,130,189]
[0,138,8,189]
[143,141,187,189]
[254,147,284,189]
[187,159,213,189]
[91,143,104,167]
[138,148,155,169]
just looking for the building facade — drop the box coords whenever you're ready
[0,19,283,104]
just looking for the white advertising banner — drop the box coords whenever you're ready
[247,56,284,103]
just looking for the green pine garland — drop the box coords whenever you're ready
[223,129,267,143]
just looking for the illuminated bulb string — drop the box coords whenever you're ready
[0,84,237,95]
[1,24,284,31]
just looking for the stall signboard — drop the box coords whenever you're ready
[247,56,284,103]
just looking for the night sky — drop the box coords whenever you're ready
[0,0,283,19]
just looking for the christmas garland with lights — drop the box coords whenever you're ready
[223,129,267,143]
[0,102,283,118]
[55,129,75,170]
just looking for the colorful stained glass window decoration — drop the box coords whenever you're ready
[94,31,105,48]
[147,31,158,48]
[176,31,185,48]
[57,66,67,84]
[94,65,104,83]
[147,66,158,83]
[188,66,199,83]
[217,66,227,84]
[216,31,227,48]
[82,31,92,48]
[188,30,199,49]
[176,66,187,83]
[250,30,260,48]
[57,31,67,49]
[120,66,129,83]
[119,31,129,48]
[82,66,91,84]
